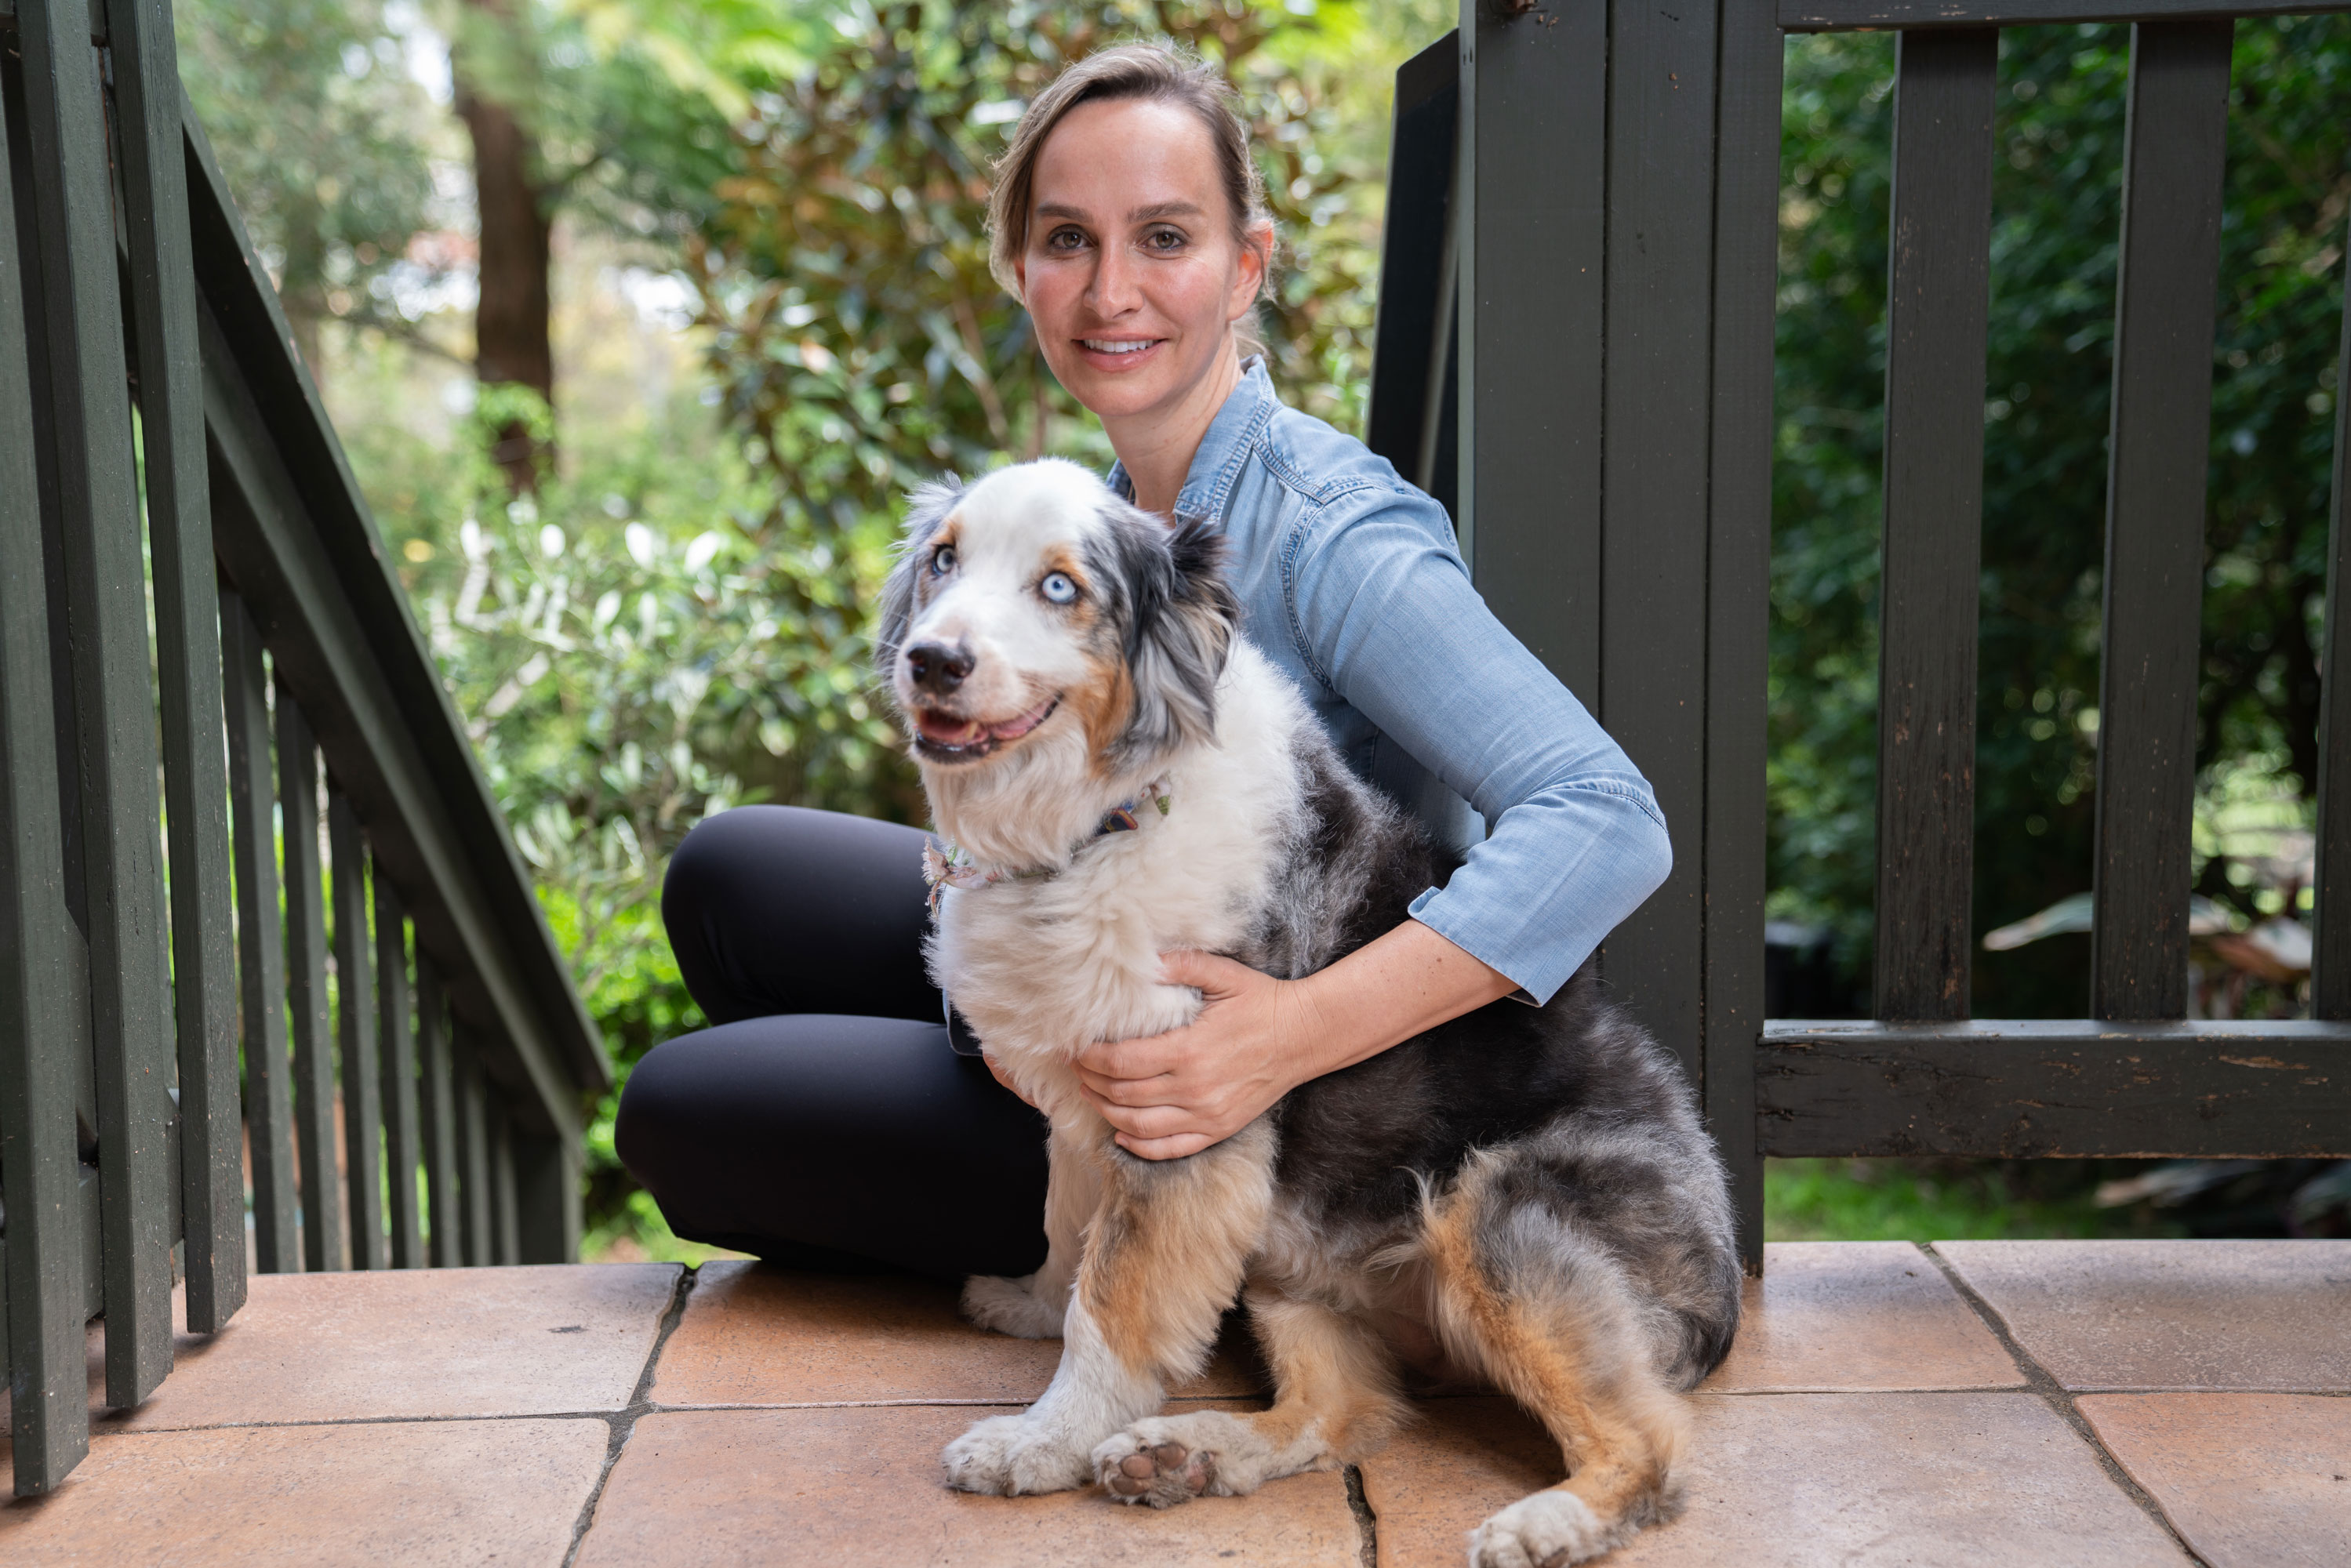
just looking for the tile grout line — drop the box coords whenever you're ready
[561,1262,701,1568]
[1917,1243,2210,1568]
[1343,1462,1378,1568]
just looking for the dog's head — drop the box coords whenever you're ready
[878,458,1236,781]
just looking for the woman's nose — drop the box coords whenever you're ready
[1086,244,1143,317]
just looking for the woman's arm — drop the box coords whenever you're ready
[1063,483,1670,1158]
[1071,918,1516,1159]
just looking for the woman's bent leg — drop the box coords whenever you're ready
[662,804,939,1025]
[615,1013,1049,1279]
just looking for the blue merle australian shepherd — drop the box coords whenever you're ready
[878,458,1740,1566]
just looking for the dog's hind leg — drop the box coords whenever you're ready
[942,1120,1274,1497]
[1092,1285,1404,1508]
[1426,1176,1689,1566]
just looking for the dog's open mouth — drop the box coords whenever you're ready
[912,695,1060,761]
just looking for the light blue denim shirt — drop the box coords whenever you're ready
[1110,358,1671,1006]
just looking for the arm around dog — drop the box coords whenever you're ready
[1285,484,1674,1004]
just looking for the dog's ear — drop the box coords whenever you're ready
[875,477,963,684]
[1104,510,1237,769]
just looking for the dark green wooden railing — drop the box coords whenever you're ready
[1368,1,2351,1275]
[1,0,609,1495]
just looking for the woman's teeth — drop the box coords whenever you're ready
[1083,339,1154,354]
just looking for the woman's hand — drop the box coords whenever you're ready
[1073,951,1322,1160]
[1074,920,1519,1160]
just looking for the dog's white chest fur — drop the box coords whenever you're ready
[927,641,1307,1112]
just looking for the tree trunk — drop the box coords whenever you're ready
[453,5,552,492]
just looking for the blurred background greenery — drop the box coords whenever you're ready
[176,2,2349,1259]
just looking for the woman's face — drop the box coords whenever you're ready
[1016,97,1266,427]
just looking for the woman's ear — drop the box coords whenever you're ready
[875,478,964,686]
[1228,217,1274,322]
[1109,514,1237,770]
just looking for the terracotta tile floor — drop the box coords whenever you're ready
[2,1240,2345,1566]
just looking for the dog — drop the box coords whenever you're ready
[878,457,1740,1566]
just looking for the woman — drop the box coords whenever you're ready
[616,42,1671,1277]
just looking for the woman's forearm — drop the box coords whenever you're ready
[1281,917,1518,1080]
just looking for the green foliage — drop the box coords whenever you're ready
[177,0,445,360]
[1770,21,2350,1015]
[1765,1159,2185,1243]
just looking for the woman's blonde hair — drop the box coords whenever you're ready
[987,42,1274,354]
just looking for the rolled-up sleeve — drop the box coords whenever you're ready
[1284,487,1672,1004]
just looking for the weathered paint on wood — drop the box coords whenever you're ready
[416,956,464,1268]
[456,1033,494,1268]
[1873,28,1997,1022]
[377,877,425,1268]
[1459,0,1605,681]
[2316,212,2351,1020]
[329,792,384,1269]
[277,688,342,1272]
[1597,0,1723,1091]
[0,37,92,1486]
[490,1109,521,1266]
[111,0,244,1331]
[1706,0,1787,1276]
[220,593,299,1272]
[1365,31,1458,518]
[2091,20,2232,1022]
[1760,1018,2351,1157]
[1782,0,2349,31]
[20,0,176,1407]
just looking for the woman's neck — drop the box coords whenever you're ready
[1103,345,1243,520]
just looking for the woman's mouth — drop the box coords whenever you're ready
[1076,337,1165,369]
[913,695,1061,760]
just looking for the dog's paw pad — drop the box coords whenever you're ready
[1096,1436,1217,1508]
[1469,1490,1614,1568]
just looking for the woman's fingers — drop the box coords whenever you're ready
[1116,1131,1215,1160]
[1073,1061,1181,1105]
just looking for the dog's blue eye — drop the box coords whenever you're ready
[1041,572,1077,605]
[931,546,956,576]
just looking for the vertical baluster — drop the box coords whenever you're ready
[2317,216,2351,1018]
[1703,0,1786,1275]
[1873,28,1999,1022]
[110,0,243,1330]
[490,1108,521,1266]
[18,0,176,1405]
[220,594,297,1271]
[0,34,92,1488]
[277,686,342,1271]
[329,791,383,1268]
[416,956,463,1266]
[377,880,424,1267]
[456,1034,493,1267]
[2091,20,2235,1022]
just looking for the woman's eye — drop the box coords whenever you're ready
[931,546,957,576]
[1143,227,1186,252]
[1040,572,1077,605]
[1045,227,1086,252]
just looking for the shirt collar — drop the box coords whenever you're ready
[1105,355,1277,528]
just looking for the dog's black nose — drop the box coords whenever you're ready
[906,641,974,694]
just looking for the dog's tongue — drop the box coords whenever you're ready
[918,699,1054,747]
[988,699,1053,740]
[916,711,987,746]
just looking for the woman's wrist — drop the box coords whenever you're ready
[1279,920,1517,1086]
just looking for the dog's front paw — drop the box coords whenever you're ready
[962,1272,1065,1339]
[1092,1409,1274,1508]
[1469,1490,1615,1568]
[942,1414,1092,1496]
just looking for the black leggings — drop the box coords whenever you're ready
[613,805,1051,1279]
